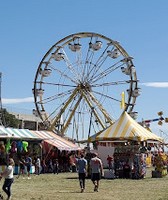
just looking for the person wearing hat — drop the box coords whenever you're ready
[90,153,104,192]
[0,158,15,200]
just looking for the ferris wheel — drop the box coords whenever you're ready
[32,32,140,140]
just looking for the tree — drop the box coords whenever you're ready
[1,108,20,128]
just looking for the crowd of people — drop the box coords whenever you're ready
[17,155,39,179]
[0,152,104,199]
[0,150,157,198]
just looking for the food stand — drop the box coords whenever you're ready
[88,112,164,179]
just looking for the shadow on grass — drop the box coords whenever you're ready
[58,190,94,193]
[66,177,78,179]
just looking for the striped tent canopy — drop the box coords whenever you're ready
[93,112,163,142]
[0,126,40,140]
[31,130,81,151]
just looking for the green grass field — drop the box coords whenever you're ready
[1,168,168,200]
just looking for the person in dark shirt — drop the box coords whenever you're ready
[123,160,131,179]
[17,156,25,179]
[76,154,87,193]
[25,155,32,179]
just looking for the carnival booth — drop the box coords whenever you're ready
[0,126,81,174]
[30,130,81,172]
[88,112,164,179]
[0,126,42,174]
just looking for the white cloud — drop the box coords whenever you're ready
[141,82,168,88]
[2,97,34,104]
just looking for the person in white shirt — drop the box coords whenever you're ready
[0,158,15,200]
[35,156,41,175]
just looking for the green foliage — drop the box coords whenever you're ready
[2,108,20,128]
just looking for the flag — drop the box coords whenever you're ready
[120,92,125,109]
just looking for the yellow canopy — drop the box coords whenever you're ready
[94,112,163,142]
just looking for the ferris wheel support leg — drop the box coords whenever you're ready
[49,87,79,131]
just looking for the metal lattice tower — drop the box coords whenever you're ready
[0,72,6,126]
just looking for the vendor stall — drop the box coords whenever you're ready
[0,126,42,174]
[30,130,81,172]
[87,112,164,179]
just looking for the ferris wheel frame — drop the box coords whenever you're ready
[33,32,140,139]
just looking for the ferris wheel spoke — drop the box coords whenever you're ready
[92,90,121,103]
[74,51,85,82]
[49,64,78,85]
[61,49,83,82]
[35,81,77,88]
[86,45,111,82]
[84,51,95,80]
[90,60,123,84]
[86,56,108,83]
[83,35,103,81]
[91,80,131,87]
[36,89,74,105]
[90,62,125,84]
[82,37,94,81]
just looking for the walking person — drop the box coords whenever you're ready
[90,153,104,192]
[76,154,87,193]
[17,156,25,179]
[0,158,15,200]
[25,155,32,179]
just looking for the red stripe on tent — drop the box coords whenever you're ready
[31,130,81,151]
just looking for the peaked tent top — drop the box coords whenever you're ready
[95,112,163,142]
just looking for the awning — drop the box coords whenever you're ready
[31,130,81,151]
[0,126,40,140]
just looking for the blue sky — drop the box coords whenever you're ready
[1,1,168,140]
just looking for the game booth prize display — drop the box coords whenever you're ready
[152,151,168,178]
[112,144,147,179]
[0,139,42,174]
